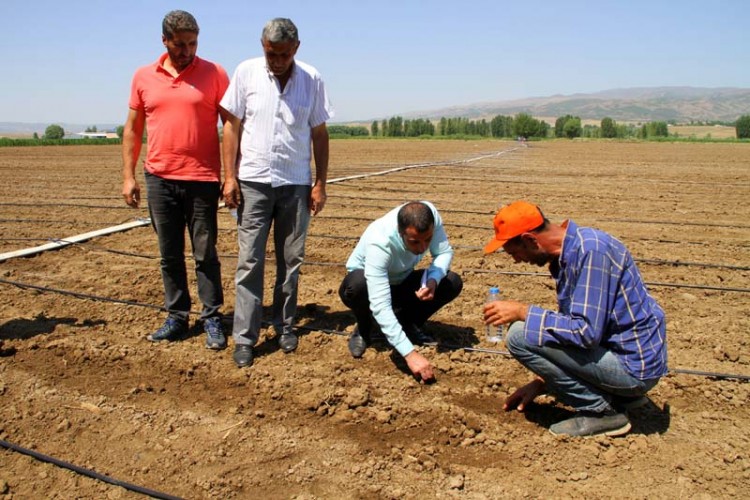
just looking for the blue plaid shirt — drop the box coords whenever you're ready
[524,220,668,380]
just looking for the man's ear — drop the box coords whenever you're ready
[520,232,539,249]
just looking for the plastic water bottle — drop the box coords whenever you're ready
[485,286,503,343]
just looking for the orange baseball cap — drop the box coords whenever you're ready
[484,201,544,254]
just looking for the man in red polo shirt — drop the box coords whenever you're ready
[121,10,230,349]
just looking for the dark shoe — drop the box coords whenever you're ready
[233,345,254,368]
[549,410,631,437]
[278,333,298,353]
[203,317,227,350]
[348,328,368,358]
[147,318,187,342]
[403,323,437,346]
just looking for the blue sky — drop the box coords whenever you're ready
[1,0,748,125]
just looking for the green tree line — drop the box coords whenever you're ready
[3,116,748,148]
[370,113,549,139]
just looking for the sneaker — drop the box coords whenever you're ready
[278,333,298,353]
[549,410,631,437]
[233,345,254,368]
[147,318,187,342]
[203,317,227,350]
[348,327,368,358]
[403,323,437,346]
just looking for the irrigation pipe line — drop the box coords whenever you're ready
[1,274,749,345]
[325,147,522,185]
[4,147,519,263]
[460,269,750,293]
[294,325,750,381]
[4,233,744,272]
[601,218,750,230]
[636,258,750,271]
[0,219,151,263]
[0,438,184,500]
[0,278,748,382]
[0,278,165,311]
[313,215,493,232]
[1,254,747,304]
[4,144,745,263]
[646,281,750,293]
[325,196,750,232]
[669,368,750,381]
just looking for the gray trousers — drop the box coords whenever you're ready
[232,181,311,346]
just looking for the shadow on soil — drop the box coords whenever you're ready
[0,314,106,341]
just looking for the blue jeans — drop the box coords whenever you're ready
[145,172,223,323]
[232,182,311,346]
[505,322,659,413]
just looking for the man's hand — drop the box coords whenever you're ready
[503,378,545,412]
[483,300,528,328]
[404,350,435,383]
[122,178,140,208]
[310,181,327,215]
[414,278,436,301]
[223,177,241,209]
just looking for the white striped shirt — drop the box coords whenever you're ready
[220,58,333,186]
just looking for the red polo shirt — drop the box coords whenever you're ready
[129,54,229,182]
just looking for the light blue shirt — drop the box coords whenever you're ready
[346,201,454,356]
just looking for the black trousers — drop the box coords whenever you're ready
[146,172,223,323]
[338,269,463,341]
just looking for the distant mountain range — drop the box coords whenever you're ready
[398,87,750,123]
[2,87,749,135]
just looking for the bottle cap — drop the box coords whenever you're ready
[489,286,499,294]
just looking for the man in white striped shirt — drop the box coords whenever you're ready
[220,18,334,368]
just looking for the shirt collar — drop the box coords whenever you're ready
[156,53,199,77]
[264,60,297,80]
[558,219,577,267]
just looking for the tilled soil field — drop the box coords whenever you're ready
[0,139,749,498]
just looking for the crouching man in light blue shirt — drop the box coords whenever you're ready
[339,201,463,382]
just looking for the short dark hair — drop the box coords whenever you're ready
[261,18,298,43]
[397,202,435,234]
[162,10,199,40]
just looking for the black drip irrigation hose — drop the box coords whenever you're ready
[0,439,184,500]
[669,368,750,381]
[636,258,750,271]
[602,218,750,230]
[461,269,750,293]
[296,324,750,381]
[0,278,165,311]
[5,233,746,273]
[2,277,746,382]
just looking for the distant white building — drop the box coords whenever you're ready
[76,131,119,139]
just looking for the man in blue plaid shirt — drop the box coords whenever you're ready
[483,201,668,437]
